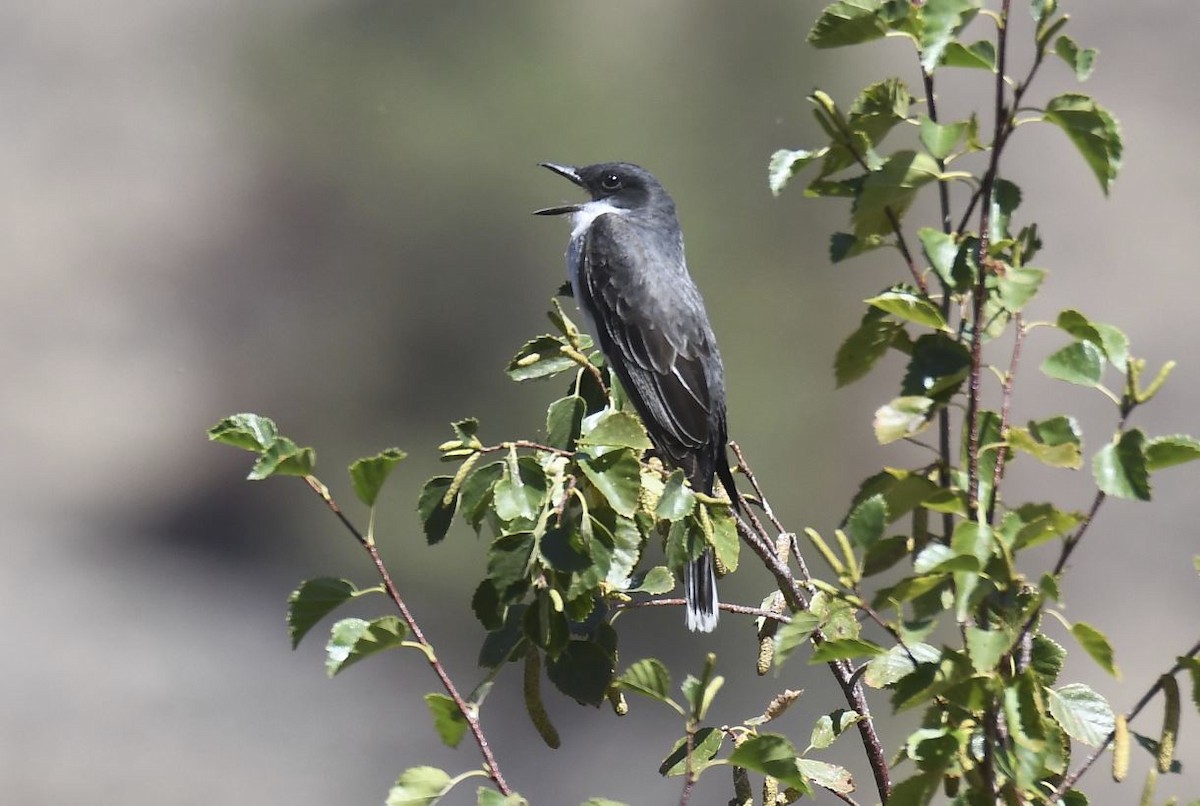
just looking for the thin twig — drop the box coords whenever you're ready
[303,475,513,796]
[613,597,792,623]
[986,313,1026,520]
[1048,638,1200,800]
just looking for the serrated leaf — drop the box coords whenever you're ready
[775,611,822,668]
[579,448,642,517]
[919,0,981,72]
[809,638,886,663]
[829,231,887,263]
[810,709,864,750]
[1042,341,1105,387]
[1092,429,1150,501]
[996,266,1046,313]
[418,476,458,544]
[459,461,505,532]
[478,788,530,806]
[917,227,958,288]
[506,334,578,381]
[848,78,912,144]
[866,287,948,329]
[797,757,855,794]
[1072,622,1120,678]
[326,616,408,677]
[846,494,887,548]
[1031,635,1067,686]
[1007,426,1082,469]
[727,734,809,791]
[835,308,904,386]
[655,470,695,521]
[546,396,585,451]
[493,457,548,522]
[349,448,408,507]
[424,693,467,748]
[1145,435,1200,471]
[710,505,739,573]
[1054,34,1097,81]
[918,116,968,160]
[626,565,675,594]
[659,727,723,776]
[288,578,357,649]
[1042,93,1122,194]
[769,148,826,196]
[863,643,940,688]
[941,39,996,70]
[966,626,1013,674]
[1048,683,1115,747]
[207,412,278,451]
[617,658,673,703]
[853,151,942,237]
[873,396,935,444]
[902,333,970,400]
[487,532,535,602]
[579,411,653,451]
[546,640,614,706]
[248,436,315,480]
[386,767,454,806]
[808,0,888,49]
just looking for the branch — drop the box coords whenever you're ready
[1048,638,1200,800]
[985,313,1026,520]
[302,475,514,796]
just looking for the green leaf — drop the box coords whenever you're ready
[848,78,912,144]
[326,616,408,677]
[493,456,548,522]
[655,470,696,522]
[797,757,855,794]
[1054,34,1097,81]
[1042,93,1123,194]
[579,448,642,517]
[902,333,970,401]
[617,658,673,703]
[829,231,887,263]
[1145,435,1200,471]
[386,767,453,806]
[769,148,826,196]
[423,693,467,748]
[546,396,585,451]
[996,266,1046,313]
[349,448,408,507]
[810,709,864,750]
[866,287,948,329]
[774,611,823,668]
[918,116,967,160]
[808,0,887,49]
[207,412,279,451]
[478,789,530,806]
[1056,310,1128,367]
[1092,429,1150,501]
[918,0,981,72]
[863,643,940,688]
[874,396,935,444]
[459,462,505,532]
[507,334,578,381]
[835,308,904,387]
[659,727,723,776]
[853,151,942,236]
[1071,622,1120,678]
[809,638,886,663]
[966,626,1013,674]
[846,494,887,548]
[626,566,675,594]
[1048,683,1115,747]
[1011,503,1084,550]
[941,39,996,70]
[1007,423,1083,469]
[917,227,958,287]
[418,476,458,544]
[1030,635,1067,686]
[579,411,653,451]
[487,532,535,602]
[546,640,614,706]
[249,436,315,480]
[728,734,810,791]
[288,578,357,649]
[710,505,740,573]
[1041,341,1105,387]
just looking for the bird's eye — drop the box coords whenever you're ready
[600,173,622,191]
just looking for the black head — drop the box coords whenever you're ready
[534,162,674,216]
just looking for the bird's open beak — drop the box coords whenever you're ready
[533,162,584,216]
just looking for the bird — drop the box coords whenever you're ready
[535,161,738,632]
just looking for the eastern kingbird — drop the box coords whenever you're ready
[535,161,738,632]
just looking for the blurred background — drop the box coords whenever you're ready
[4,1,1198,803]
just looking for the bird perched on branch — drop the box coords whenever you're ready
[535,161,738,632]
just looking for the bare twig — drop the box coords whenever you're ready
[986,313,1026,520]
[303,475,513,796]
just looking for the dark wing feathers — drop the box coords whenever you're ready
[579,213,724,492]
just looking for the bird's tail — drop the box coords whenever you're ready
[685,551,719,633]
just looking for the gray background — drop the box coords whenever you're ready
[4,2,1197,804]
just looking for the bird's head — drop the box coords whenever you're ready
[534,162,673,217]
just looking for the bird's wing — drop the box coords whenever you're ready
[578,213,719,465]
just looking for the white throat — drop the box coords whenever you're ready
[569,200,626,241]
